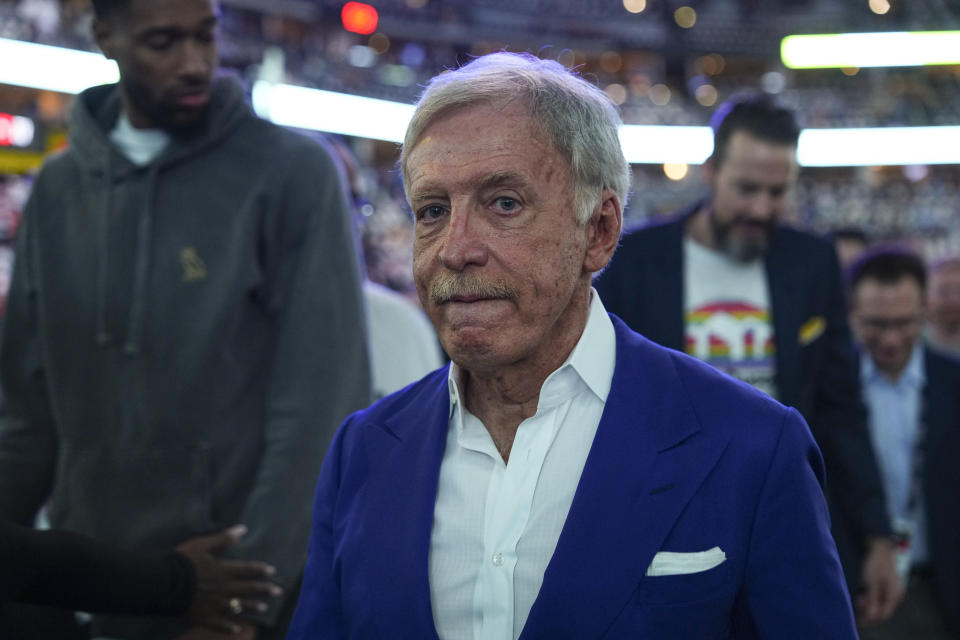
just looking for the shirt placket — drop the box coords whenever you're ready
[474,410,558,640]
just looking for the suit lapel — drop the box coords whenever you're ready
[521,320,728,639]
[766,230,805,406]
[355,372,449,639]
[645,216,686,351]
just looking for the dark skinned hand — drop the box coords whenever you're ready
[174,525,282,634]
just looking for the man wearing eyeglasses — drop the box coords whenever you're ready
[847,247,960,639]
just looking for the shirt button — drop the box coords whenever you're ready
[492,552,504,567]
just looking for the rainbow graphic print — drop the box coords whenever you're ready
[685,301,778,397]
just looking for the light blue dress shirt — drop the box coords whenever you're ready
[861,345,928,565]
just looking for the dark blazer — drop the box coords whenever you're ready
[594,207,892,595]
[922,347,960,632]
[846,347,960,632]
[288,317,857,639]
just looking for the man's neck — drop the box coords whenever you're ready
[880,368,905,384]
[463,371,540,462]
[685,204,718,250]
[875,350,917,385]
[118,89,157,131]
[462,288,592,462]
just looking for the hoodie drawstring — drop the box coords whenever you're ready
[94,159,158,355]
[123,165,159,355]
[95,159,111,346]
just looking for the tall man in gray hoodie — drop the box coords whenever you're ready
[0,0,372,638]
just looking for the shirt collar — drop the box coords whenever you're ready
[447,288,616,420]
[861,342,926,388]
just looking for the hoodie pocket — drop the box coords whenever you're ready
[48,441,216,546]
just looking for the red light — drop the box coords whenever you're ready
[0,114,13,146]
[0,113,35,148]
[341,2,379,35]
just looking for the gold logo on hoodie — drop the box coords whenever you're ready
[180,247,208,282]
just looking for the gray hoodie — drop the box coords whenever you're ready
[0,76,371,633]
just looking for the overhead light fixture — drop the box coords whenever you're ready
[781,31,960,68]
[619,125,713,164]
[798,126,960,166]
[3,38,960,167]
[253,80,717,163]
[0,38,118,93]
[252,81,414,143]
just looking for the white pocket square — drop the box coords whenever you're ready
[645,546,727,577]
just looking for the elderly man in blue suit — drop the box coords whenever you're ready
[287,53,857,639]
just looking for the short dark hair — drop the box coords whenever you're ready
[90,0,131,20]
[847,245,927,295]
[709,93,800,165]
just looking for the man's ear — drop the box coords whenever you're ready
[92,18,115,60]
[583,189,622,274]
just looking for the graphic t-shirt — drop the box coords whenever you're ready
[683,237,779,399]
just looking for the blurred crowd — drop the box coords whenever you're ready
[0,0,959,639]
[4,0,960,270]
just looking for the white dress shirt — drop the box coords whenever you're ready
[429,290,616,640]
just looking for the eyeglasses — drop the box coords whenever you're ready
[855,315,922,334]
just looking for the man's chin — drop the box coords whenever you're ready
[445,344,498,374]
[161,107,211,133]
[441,329,511,373]
[724,237,768,262]
[712,219,771,262]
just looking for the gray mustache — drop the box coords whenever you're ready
[429,273,516,304]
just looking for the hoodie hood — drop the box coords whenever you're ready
[67,75,253,354]
[68,74,251,172]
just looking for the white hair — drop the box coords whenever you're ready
[401,52,631,224]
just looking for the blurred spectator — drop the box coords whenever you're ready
[0,176,27,314]
[2,522,279,639]
[925,257,960,357]
[15,0,58,39]
[363,280,444,399]
[325,135,444,400]
[847,247,960,638]
[831,226,871,272]
[596,92,902,624]
[0,1,370,639]
[360,196,420,298]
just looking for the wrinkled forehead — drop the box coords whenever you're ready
[408,106,557,175]
[403,97,551,173]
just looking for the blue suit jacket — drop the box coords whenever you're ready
[288,317,857,639]
[595,209,892,595]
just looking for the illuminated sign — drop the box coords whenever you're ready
[782,31,960,69]
[0,113,36,148]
